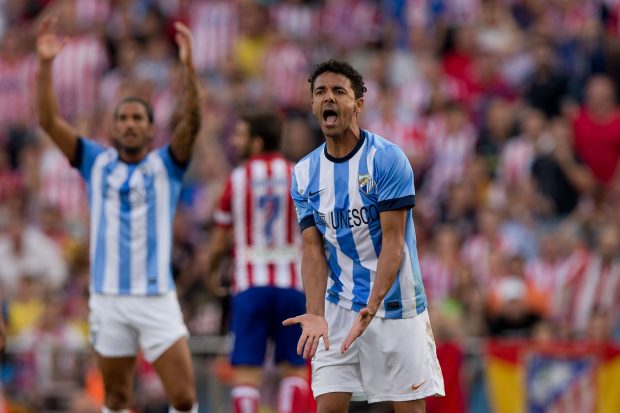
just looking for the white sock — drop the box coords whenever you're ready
[169,404,198,413]
[102,408,130,413]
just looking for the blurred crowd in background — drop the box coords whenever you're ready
[1,0,620,411]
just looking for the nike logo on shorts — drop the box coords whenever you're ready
[411,380,425,391]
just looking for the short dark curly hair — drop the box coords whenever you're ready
[308,59,367,99]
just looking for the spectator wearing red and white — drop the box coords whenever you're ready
[525,230,577,320]
[364,85,429,172]
[320,0,380,52]
[570,226,620,337]
[190,0,239,73]
[37,138,86,223]
[572,75,620,186]
[0,30,36,129]
[461,207,512,287]
[270,0,321,42]
[397,52,465,119]
[420,225,463,306]
[497,107,547,188]
[422,102,477,203]
[73,0,110,29]
[51,26,108,121]
[262,36,309,110]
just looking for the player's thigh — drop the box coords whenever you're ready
[274,288,306,366]
[394,399,426,413]
[151,337,196,402]
[316,392,352,413]
[126,293,189,363]
[89,294,139,358]
[312,302,364,400]
[96,353,136,406]
[359,310,444,403]
[230,288,271,366]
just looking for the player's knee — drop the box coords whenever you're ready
[169,388,196,412]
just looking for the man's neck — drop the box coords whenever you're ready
[324,127,360,159]
[118,148,148,164]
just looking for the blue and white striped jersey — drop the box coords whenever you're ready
[74,137,186,296]
[291,130,427,319]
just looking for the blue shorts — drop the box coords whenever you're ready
[230,287,305,367]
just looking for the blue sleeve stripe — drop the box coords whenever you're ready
[71,137,84,168]
[299,215,316,232]
[378,195,415,212]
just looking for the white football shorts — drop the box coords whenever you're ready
[312,301,445,403]
[89,292,189,363]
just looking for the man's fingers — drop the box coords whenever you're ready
[310,335,321,358]
[323,334,330,351]
[297,333,308,356]
[174,22,192,39]
[303,336,316,359]
[282,316,300,326]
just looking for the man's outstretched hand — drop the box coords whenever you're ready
[283,314,330,359]
[340,307,375,354]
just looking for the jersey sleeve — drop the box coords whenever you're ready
[158,145,188,181]
[213,177,233,228]
[291,170,315,232]
[374,145,416,212]
[72,137,106,181]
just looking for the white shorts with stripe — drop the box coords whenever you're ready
[89,292,189,363]
[312,301,445,403]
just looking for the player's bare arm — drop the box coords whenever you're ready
[203,226,232,295]
[341,208,407,353]
[283,226,330,359]
[169,22,201,165]
[36,16,79,163]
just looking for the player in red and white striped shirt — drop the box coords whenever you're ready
[205,110,309,413]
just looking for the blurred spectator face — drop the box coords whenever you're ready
[478,208,500,237]
[281,118,315,162]
[520,108,546,139]
[585,76,616,116]
[596,226,620,259]
[486,98,513,139]
[539,233,560,261]
[532,42,554,71]
[435,226,460,255]
[311,72,363,139]
[113,101,154,153]
[231,119,252,162]
[587,308,612,342]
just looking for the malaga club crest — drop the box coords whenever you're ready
[358,174,376,195]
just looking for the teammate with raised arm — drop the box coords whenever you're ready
[36,17,201,413]
[284,60,445,413]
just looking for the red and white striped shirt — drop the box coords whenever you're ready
[270,2,321,41]
[52,34,108,120]
[262,41,309,109]
[420,254,456,305]
[190,1,238,73]
[570,253,620,334]
[38,146,87,221]
[214,153,301,294]
[0,54,36,127]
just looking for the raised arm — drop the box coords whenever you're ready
[282,226,330,359]
[36,17,79,163]
[169,22,202,165]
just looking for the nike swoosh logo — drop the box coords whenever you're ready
[411,380,425,391]
[308,188,326,197]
